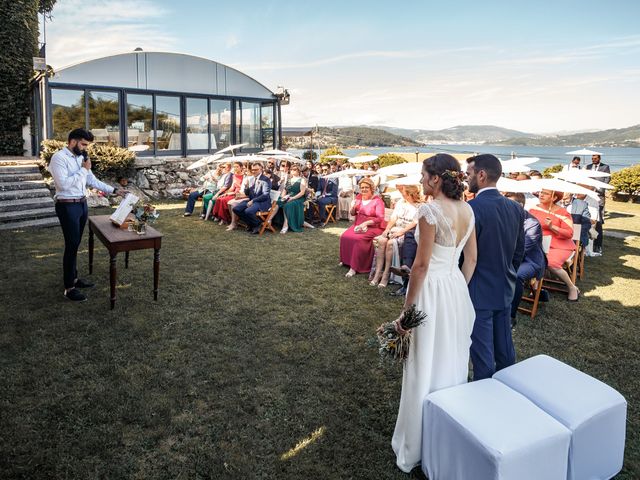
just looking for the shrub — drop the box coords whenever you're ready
[40,139,136,179]
[377,153,407,169]
[542,164,563,178]
[610,164,640,198]
[302,150,318,161]
[319,146,345,163]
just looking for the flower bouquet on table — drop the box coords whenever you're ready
[131,202,159,234]
[373,304,428,364]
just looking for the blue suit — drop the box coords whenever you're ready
[233,174,272,229]
[316,177,338,221]
[510,211,546,318]
[468,189,525,380]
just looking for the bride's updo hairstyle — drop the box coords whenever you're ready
[423,153,465,200]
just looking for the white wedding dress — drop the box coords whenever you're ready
[392,200,476,473]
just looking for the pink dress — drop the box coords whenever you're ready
[340,195,386,273]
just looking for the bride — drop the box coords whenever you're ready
[391,153,477,474]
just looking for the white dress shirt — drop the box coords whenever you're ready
[49,147,115,200]
[476,186,498,196]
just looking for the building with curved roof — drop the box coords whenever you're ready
[34,51,283,156]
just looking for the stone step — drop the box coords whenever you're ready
[0,173,43,182]
[0,207,57,223]
[0,216,59,231]
[0,188,52,200]
[0,165,40,175]
[0,196,55,212]
[0,181,47,191]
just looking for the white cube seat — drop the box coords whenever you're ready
[422,379,571,480]
[493,355,627,480]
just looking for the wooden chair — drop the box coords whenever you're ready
[256,190,281,235]
[543,225,581,294]
[312,202,337,226]
[517,235,551,319]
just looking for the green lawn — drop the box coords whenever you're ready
[1,200,638,479]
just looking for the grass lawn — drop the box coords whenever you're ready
[1,199,639,479]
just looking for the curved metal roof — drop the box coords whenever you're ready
[51,51,275,100]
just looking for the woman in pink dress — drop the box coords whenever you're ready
[340,177,386,277]
[212,162,244,224]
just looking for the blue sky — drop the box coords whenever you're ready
[45,0,640,133]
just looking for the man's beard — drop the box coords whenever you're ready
[72,145,83,156]
[468,178,479,194]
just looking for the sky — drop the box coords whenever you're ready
[42,0,640,133]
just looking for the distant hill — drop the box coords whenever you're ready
[374,125,537,144]
[283,126,421,149]
[497,124,640,147]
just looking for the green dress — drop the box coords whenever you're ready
[279,178,305,232]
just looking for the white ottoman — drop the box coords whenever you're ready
[493,355,627,480]
[422,379,571,480]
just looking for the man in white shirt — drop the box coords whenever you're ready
[49,128,125,302]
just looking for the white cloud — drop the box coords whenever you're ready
[225,34,239,49]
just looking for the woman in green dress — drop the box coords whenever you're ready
[276,164,307,233]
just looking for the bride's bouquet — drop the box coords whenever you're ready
[374,304,428,363]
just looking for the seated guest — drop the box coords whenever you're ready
[198,165,225,219]
[337,174,355,220]
[561,192,591,247]
[340,178,386,277]
[212,162,243,225]
[232,163,272,234]
[529,189,579,301]
[184,168,219,217]
[204,163,233,221]
[225,175,251,231]
[506,192,547,324]
[274,164,307,234]
[370,185,421,288]
[316,166,338,224]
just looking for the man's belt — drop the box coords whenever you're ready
[56,197,86,203]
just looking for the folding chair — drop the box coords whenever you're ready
[256,190,281,235]
[311,202,337,226]
[517,235,551,319]
[543,225,581,294]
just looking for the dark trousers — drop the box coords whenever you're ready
[55,201,89,289]
[185,190,203,214]
[593,205,605,252]
[317,196,337,221]
[401,228,417,268]
[233,200,264,229]
[510,261,543,318]
[470,307,516,380]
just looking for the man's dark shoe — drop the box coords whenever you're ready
[539,289,550,302]
[74,278,95,288]
[64,288,87,302]
[389,286,407,296]
[250,227,260,234]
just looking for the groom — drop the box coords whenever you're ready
[233,162,272,234]
[466,154,525,380]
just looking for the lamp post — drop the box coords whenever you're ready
[415,150,419,163]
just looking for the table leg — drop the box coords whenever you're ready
[110,252,117,310]
[153,248,160,301]
[88,228,94,274]
[125,251,129,269]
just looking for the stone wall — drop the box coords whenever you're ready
[131,156,210,200]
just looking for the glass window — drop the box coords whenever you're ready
[51,88,85,141]
[87,90,120,145]
[210,99,231,150]
[126,93,153,152]
[235,100,241,146]
[156,96,181,151]
[186,97,208,151]
[261,103,274,149]
[241,101,261,149]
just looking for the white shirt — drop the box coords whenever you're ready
[49,147,114,200]
[476,186,498,196]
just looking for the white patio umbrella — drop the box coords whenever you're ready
[377,162,422,176]
[186,153,225,170]
[258,149,289,156]
[348,155,379,164]
[565,148,603,156]
[211,154,260,164]
[324,154,350,160]
[500,157,538,174]
[322,168,372,179]
[216,143,248,155]
[272,154,306,165]
[386,174,422,188]
[497,177,530,192]
[551,171,613,189]
[520,178,600,200]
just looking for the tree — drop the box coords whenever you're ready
[377,153,406,168]
[542,164,563,178]
[302,150,317,161]
[610,164,640,200]
[0,1,56,154]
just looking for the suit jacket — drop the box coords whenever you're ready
[468,189,525,310]
[523,211,546,279]
[316,177,338,199]
[585,162,611,200]
[244,174,272,210]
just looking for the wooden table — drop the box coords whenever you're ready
[88,215,163,309]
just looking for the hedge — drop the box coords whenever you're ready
[610,164,640,198]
